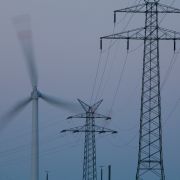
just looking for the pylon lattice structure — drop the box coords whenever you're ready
[100,0,180,180]
[61,99,117,180]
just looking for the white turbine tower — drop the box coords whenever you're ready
[0,15,78,180]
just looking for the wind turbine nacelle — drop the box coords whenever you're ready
[31,87,40,99]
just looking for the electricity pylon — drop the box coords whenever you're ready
[61,99,117,180]
[100,0,180,180]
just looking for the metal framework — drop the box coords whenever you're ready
[61,99,117,180]
[100,0,180,180]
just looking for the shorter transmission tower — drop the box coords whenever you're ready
[61,99,117,180]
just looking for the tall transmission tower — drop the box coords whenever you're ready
[61,99,117,180]
[100,0,180,180]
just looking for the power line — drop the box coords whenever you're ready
[106,132,138,149]
[94,25,116,102]
[90,52,102,104]
[161,47,180,90]
[94,0,143,102]
[108,51,129,116]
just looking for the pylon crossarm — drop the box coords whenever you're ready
[100,27,145,49]
[61,125,117,134]
[93,125,117,134]
[114,3,146,15]
[92,113,111,120]
[158,3,180,13]
[114,3,180,16]
[67,113,87,119]
[100,26,180,49]
[100,27,145,50]
[101,27,180,41]
[101,27,145,40]
[158,27,180,40]
[67,113,111,120]
[61,125,86,133]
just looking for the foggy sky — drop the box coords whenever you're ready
[0,0,179,179]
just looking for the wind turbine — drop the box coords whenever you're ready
[1,15,78,180]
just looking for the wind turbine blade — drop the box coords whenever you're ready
[40,93,80,112]
[0,97,32,130]
[13,15,38,87]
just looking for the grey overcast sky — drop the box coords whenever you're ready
[0,0,180,179]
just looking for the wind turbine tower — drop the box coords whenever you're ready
[61,99,117,180]
[100,0,180,179]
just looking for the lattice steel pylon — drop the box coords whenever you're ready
[61,99,117,180]
[100,0,180,180]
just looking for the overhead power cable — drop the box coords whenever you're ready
[108,51,129,115]
[94,25,116,102]
[106,132,138,149]
[161,47,180,90]
[90,52,103,104]
[93,0,143,103]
